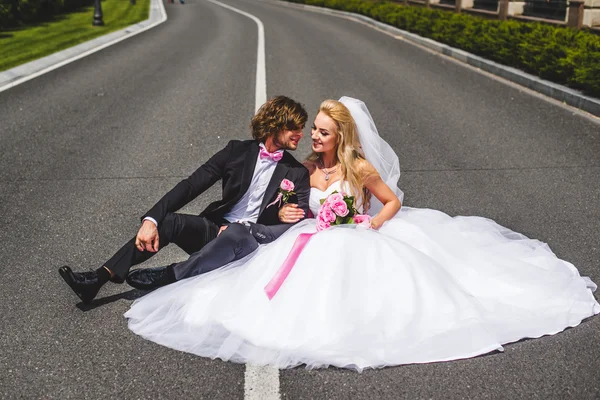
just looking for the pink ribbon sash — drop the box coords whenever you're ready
[264,232,316,300]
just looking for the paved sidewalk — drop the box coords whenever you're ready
[0,0,167,92]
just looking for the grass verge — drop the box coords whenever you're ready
[0,0,151,72]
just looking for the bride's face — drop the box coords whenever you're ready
[311,112,338,154]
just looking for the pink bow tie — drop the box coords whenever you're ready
[259,148,283,162]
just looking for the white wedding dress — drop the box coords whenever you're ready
[125,179,599,372]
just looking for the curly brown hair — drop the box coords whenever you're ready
[250,96,308,142]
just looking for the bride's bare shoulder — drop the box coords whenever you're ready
[354,158,379,181]
[354,158,377,174]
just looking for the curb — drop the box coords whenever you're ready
[274,1,600,118]
[0,0,167,93]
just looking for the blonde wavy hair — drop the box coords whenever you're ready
[306,99,373,211]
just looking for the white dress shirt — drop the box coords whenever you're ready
[223,143,281,223]
[144,143,281,227]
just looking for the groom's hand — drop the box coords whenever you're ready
[136,220,159,252]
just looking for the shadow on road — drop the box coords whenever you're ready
[76,288,149,311]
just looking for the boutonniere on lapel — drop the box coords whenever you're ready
[267,179,295,208]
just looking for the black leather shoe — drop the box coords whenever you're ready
[126,266,176,290]
[58,266,102,304]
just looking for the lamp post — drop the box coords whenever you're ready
[93,0,104,26]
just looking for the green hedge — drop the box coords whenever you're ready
[285,0,600,97]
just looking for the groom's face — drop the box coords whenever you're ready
[274,128,304,151]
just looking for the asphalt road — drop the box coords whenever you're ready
[1,0,599,398]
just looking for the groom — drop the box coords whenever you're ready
[59,96,310,304]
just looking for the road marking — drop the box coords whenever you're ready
[203,0,277,399]
[0,0,167,93]
[244,363,281,400]
[206,0,267,111]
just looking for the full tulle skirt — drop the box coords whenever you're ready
[125,207,599,372]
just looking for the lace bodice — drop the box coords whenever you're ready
[309,180,362,216]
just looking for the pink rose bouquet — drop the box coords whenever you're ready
[316,191,371,231]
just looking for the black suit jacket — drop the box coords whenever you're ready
[143,140,311,226]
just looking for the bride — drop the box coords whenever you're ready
[125,97,599,372]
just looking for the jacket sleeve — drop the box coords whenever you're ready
[294,167,311,220]
[142,140,235,224]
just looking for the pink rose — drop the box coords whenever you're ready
[330,200,349,217]
[319,204,337,223]
[326,193,343,205]
[280,179,294,192]
[316,216,331,231]
[353,214,371,227]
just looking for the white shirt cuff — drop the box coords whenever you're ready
[143,216,158,227]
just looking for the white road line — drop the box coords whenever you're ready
[204,0,278,399]
[206,0,267,111]
[0,0,167,93]
[244,363,281,400]
[4,0,273,395]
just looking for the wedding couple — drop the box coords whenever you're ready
[60,96,599,371]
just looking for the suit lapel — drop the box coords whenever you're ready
[259,156,290,216]
[236,141,260,201]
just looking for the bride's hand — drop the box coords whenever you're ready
[370,216,384,230]
[278,203,305,223]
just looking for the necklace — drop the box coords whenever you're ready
[319,159,338,181]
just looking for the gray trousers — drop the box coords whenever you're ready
[172,222,292,280]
